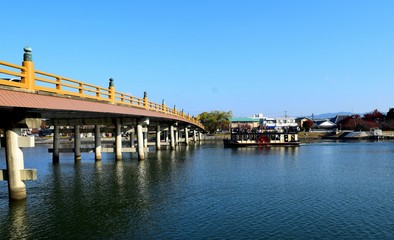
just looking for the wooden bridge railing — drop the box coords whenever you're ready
[0,47,203,129]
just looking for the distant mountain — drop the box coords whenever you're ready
[304,112,353,119]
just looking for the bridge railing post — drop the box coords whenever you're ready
[143,91,148,110]
[21,47,35,91]
[162,100,166,113]
[56,77,62,91]
[109,78,115,104]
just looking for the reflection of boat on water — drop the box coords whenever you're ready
[223,130,300,148]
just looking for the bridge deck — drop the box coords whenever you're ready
[0,87,192,124]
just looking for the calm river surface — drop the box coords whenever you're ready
[2,140,394,239]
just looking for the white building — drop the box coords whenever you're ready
[259,117,298,131]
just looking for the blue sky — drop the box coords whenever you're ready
[2,1,394,117]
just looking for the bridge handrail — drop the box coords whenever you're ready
[0,55,203,129]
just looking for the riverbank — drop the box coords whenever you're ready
[34,131,394,145]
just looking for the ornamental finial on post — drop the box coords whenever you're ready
[143,91,148,109]
[23,46,32,61]
[109,78,114,88]
[162,99,166,112]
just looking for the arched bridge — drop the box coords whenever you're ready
[0,47,205,200]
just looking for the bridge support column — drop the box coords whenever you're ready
[170,125,176,150]
[165,130,169,143]
[184,127,189,145]
[95,125,102,161]
[53,125,60,163]
[137,124,145,160]
[130,128,135,149]
[193,130,197,143]
[5,128,26,200]
[115,123,122,161]
[199,132,202,141]
[175,129,179,146]
[156,125,162,150]
[74,125,81,161]
[143,131,148,149]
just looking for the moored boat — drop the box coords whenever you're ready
[223,131,300,148]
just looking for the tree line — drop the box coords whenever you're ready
[198,109,394,134]
[337,109,394,131]
[198,110,232,134]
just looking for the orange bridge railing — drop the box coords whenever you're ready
[0,47,203,129]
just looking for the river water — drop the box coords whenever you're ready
[1,140,394,239]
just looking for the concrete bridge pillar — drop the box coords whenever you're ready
[175,129,179,146]
[137,124,145,160]
[5,128,26,200]
[170,125,176,150]
[143,131,148,149]
[74,125,81,161]
[193,130,197,143]
[95,125,102,161]
[53,125,60,163]
[156,125,161,150]
[115,123,122,161]
[130,128,135,149]
[165,130,169,143]
[184,127,189,145]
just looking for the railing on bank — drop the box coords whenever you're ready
[0,47,203,129]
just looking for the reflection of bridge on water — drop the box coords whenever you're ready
[0,47,205,200]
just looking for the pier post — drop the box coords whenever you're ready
[156,125,161,150]
[74,125,81,161]
[5,128,26,200]
[163,128,169,144]
[137,124,145,160]
[199,132,202,141]
[175,129,179,146]
[170,125,176,150]
[130,128,135,149]
[53,125,60,163]
[184,127,189,145]
[143,130,148,149]
[115,123,122,161]
[95,125,102,161]
[193,130,197,143]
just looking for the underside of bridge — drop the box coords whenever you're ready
[0,87,204,200]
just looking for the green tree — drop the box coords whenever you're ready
[198,110,232,134]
